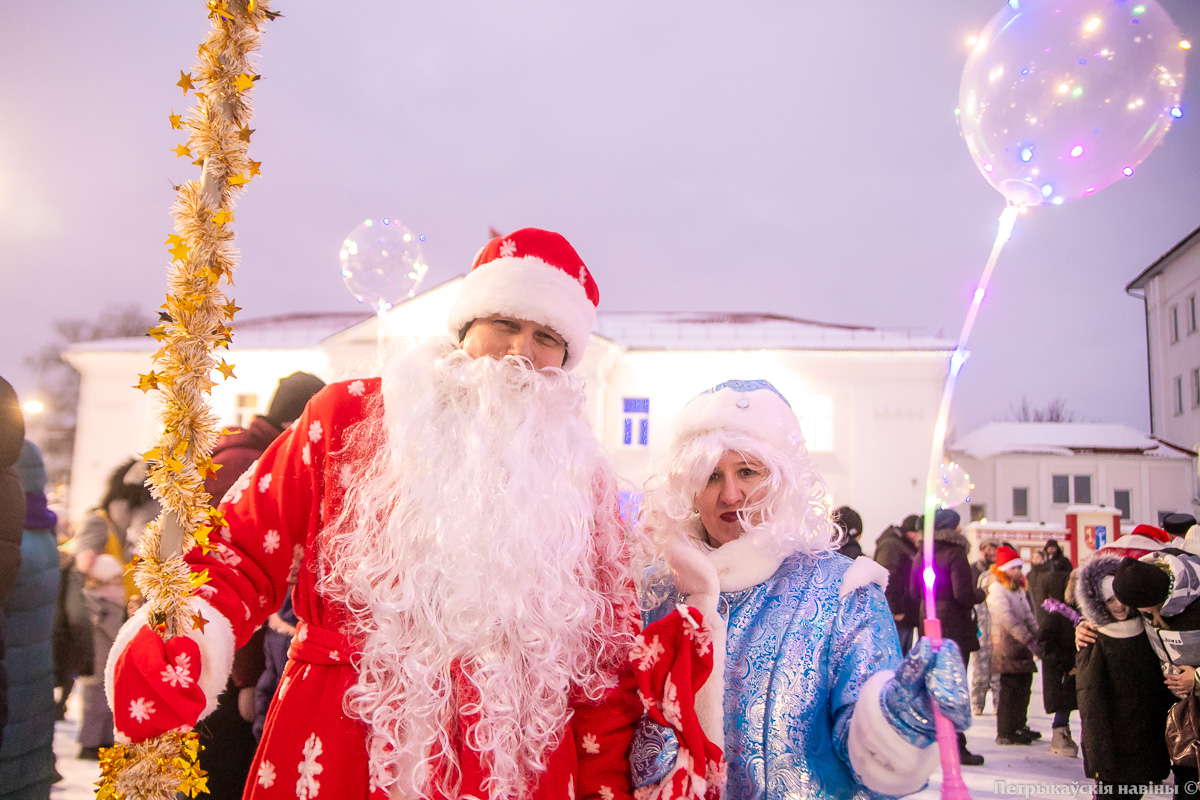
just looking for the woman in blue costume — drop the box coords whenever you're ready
[632,380,972,800]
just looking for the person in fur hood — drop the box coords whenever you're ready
[987,546,1041,745]
[631,379,972,800]
[1075,555,1176,796]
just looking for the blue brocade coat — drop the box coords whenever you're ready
[647,551,909,800]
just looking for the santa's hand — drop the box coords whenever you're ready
[881,638,970,747]
[109,624,207,740]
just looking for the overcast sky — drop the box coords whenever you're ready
[2,1,1198,436]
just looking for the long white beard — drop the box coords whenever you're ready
[319,341,632,800]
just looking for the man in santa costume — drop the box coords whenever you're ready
[107,228,643,800]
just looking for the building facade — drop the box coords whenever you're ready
[65,279,955,547]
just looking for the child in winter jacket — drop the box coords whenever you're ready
[986,545,1040,744]
[1076,555,1177,797]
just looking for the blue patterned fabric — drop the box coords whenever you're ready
[630,717,679,788]
[644,552,903,800]
[700,379,792,408]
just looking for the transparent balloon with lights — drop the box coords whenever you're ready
[932,460,973,509]
[339,218,429,313]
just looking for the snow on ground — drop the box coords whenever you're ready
[48,674,1162,799]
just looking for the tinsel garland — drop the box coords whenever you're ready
[99,1,278,798]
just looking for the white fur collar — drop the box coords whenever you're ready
[841,557,890,598]
[704,535,787,592]
[1098,617,1144,639]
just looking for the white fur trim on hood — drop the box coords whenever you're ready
[447,256,595,370]
[105,597,235,735]
[846,671,939,796]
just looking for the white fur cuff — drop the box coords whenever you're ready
[841,557,890,598]
[105,598,236,724]
[847,671,939,796]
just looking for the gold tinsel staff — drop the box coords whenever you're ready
[97,2,279,798]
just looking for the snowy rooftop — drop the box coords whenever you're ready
[591,311,953,352]
[950,421,1193,460]
[66,312,371,354]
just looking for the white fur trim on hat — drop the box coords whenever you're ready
[447,256,596,370]
[670,380,804,456]
[105,597,235,732]
[847,670,939,795]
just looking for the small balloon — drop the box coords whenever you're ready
[958,0,1187,207]
[934,461,974,509]
[339,218,429,313]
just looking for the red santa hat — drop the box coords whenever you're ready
[1098,523,1171,560]
[447,228,599,370]
[995,545,1023,571]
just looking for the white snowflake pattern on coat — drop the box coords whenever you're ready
[263,530,281,554]
[308,420,323,444]
[258,760,276,789]
[223,462,256,506]
[296,733,324,799]
[630,634,665,672]
[580,732,600,755]
[347,380,365,397]
[258,473,273,493]
[499,238,517,258]
[213,541,242,568]
[160,652,195,689]
[301,442,311,466]
[598,786,615,800]
[129,697,155,723]
[660,675,681,728]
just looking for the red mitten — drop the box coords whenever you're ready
[111,625,208,741]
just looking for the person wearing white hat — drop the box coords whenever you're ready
[630,379,971,799]
[108,228,642,800]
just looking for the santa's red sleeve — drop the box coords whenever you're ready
[572,655,643,800]
[184,380,370,646]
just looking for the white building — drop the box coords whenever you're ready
[949,421,1197,534]
[1127,223,1200,451]
[64,278,956,546]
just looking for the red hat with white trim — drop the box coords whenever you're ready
[995,545,1023,571]
[448,228,598,370]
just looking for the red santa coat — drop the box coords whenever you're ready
[185,378,641,800]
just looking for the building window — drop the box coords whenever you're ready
[1012,487,1029,518]
[1176,376,1185,416]
[234,393,259,428]
[1190,295,1198,334]
[1172,305,1181,343]
[622,398,649,447]
[1052,474,1070,504]
[1193,368,1200,409]
[1114,489,1131,520]
[1074,475,1092,504]
[970,504,986,523]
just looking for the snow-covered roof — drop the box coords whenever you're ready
[65,312,370,354]
[950,421,1193,460]
[591,311,954,352]
[1126,222,1200,293]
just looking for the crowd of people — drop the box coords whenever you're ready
[2,227,1198,800]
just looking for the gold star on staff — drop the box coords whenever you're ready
[136,371,160,392]
[234,73,255,93]
[216,359,236,380]
[212,209,233,226]
[173,144,193,158]
[227,173,250,186]
[169,110,183,129]
[177,71,195,94]
[248,159,262,177]
[222,298,241,319]
[191,611,209,633]
[169,240,192,262]
[237,125,255,143]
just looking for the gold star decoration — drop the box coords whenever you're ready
[247,159,262,177]
[177,71,195,94]
[212,209,233,226]
[191,611,209,633]
[237,125,255,143]
[172,143,193,158]
[222,298,241,319]
[136,371,161,392]
[234,73,255,93]
[189,569,211,589]
[216,359,236,380]
[192,156,207,167]
[169,110,183,130]
[227,173,250,186]
[148,325,168,342]
[169,239,192,262]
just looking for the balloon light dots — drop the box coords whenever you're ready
[339,218,430,313]
[957,0,1187,208]
[933,461,974,509]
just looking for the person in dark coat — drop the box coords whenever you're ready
[873,518,920,654]
[1075,555,1177,797]
[0,378,26,750]
[918,507,986,765]
[1028,539,1072,610]
[1036,569,1079,758]
[832,505,863,559]
[193,371,324,800]
[253,591,297,741]
[0,442,62,798]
